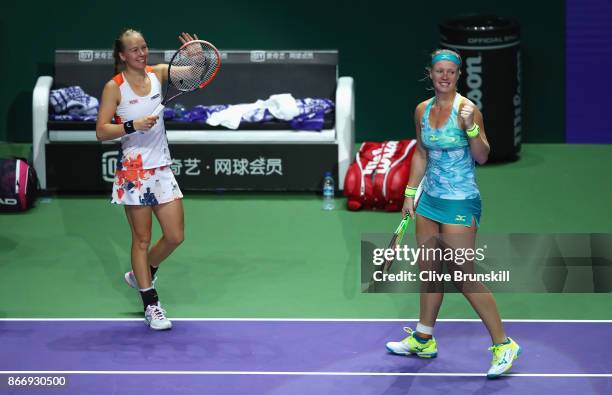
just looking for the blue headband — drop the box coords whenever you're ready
[431,52,461,66]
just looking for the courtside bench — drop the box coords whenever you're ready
[32,49,354,191]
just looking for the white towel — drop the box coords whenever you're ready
[206,101,264,129]
[264,94,299,120]
[205,94,299,129]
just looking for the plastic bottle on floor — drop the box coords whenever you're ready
[322,171,335,211]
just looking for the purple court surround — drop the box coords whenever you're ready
[1,319,611,394]
[566,0,612,143]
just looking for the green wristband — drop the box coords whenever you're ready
[466,123,480,138]
[404,186,417,198]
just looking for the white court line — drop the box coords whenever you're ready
[1,318,612,322]
[0,371,610,378]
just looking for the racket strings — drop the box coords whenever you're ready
[169,41,220,91]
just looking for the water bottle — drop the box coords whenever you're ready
[322,171,335,210]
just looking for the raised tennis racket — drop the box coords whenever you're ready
[151,39,221,117]
[381,180,424,273]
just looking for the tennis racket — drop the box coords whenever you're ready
[151,39,221,117]
[381,180,424,274]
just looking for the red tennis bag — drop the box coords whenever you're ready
[344,140,417,211]
[0,158,38,212]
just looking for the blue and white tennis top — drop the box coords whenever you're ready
[420,93,480,200]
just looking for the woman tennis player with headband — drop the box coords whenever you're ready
[385,49,521,378]
[96,29,198,330]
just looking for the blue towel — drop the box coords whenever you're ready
[49,86,99,121]
[166,98,334,131]
[291,98,334,130]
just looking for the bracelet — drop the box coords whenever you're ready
[404,186,417,198]
[466,123,480,138]
[123,120,136,134]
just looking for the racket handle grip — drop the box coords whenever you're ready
[151,104,165,117]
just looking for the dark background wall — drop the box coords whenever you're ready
[566,0,612,143]
[0,0,564,143]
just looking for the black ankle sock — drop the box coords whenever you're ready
[150,265,158,278]
[140,288,159,310]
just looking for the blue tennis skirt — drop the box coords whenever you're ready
[416,192,481,227]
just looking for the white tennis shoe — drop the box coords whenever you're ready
[144,303,172,331]
[487,338,521,378]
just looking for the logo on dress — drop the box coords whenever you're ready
[151,93,160,100]
[455,215,466,222]
[129,99,139,105]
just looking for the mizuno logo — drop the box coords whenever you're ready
[496,350,513,365]
[129,99,139,104]
[455,215,466,222]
